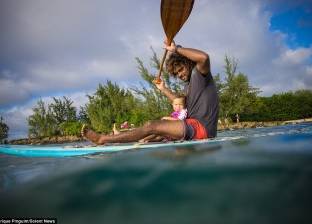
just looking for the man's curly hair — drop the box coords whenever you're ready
[165,53,196,76]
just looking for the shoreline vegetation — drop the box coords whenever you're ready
[1,54,312,145]
[8,118,312,145]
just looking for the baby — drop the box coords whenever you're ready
[140,97,187,143]
[162,97,187,121]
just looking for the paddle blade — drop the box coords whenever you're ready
[161,0,195,43]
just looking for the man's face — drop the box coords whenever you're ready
[174,64,191,82]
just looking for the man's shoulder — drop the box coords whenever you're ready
[190,67,212,84]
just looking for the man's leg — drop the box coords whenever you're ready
[82,120,185,145]
[139,134,166,143]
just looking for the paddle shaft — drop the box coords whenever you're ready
[156,49,168,81]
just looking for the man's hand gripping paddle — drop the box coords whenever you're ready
[154,0,195,84]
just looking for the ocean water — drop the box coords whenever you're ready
[0,123,312,224]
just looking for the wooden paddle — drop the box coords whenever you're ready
[154,0,195,84]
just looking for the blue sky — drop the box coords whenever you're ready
[0,0,311,139]
[268,0,312,48]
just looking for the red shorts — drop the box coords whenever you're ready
[185,118,208,140]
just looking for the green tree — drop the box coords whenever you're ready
[86,81,139,133]
[0,116,9,143]
[251,90,312,121]
[50,96,79,135]
[50,96,77,124]
[28,97,82,138]
[60,121,82,136]
[219,56,260,119]
[78,105,90,124]
[213,73,223,94]
[28,99,57,138]
[293,90,312,118]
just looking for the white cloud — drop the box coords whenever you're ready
[306,66,312,75]
[86,59,134,78]
[274,48,312,66]
[0,78,30,105]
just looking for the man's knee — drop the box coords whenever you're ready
[143,120,158,133]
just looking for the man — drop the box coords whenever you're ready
[82,41,219,144]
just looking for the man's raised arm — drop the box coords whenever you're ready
[165,41,210,75]
[154,79,179,102]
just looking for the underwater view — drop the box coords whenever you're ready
[1,123,312,224]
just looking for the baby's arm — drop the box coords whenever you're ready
[161,116,178,121]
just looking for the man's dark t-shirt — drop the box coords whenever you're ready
[185,68,219,138]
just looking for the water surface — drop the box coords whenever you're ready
[1,123,312,224]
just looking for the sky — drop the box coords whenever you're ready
[0,0,311,139]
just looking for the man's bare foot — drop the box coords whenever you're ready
[81,124,103,145]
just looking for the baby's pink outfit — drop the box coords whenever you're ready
[170,109,187,120]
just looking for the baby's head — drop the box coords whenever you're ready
[172,97,185,112]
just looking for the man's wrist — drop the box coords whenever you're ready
[175,45,182,54]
